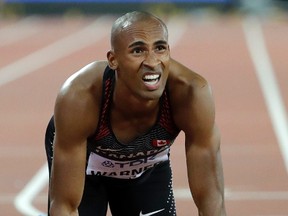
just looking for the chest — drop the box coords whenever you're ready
[88,99,180,161]
[111,108,159,145]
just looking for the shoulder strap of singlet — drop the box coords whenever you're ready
[159,88,179,135]
[93,66,115,141]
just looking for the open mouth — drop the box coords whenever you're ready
[142,74,161,86]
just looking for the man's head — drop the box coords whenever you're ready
[107,11,170,100]
[110,11,168,51]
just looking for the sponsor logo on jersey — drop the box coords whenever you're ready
[139,208,165,216]
[101,160,115,168]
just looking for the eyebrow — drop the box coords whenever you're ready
[128,41,146,48]
[128,40,168,48]
[154,40,168,46]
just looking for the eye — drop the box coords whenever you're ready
[132,47,144,54]
[155,45,167,52]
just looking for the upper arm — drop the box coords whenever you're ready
[182,83,222,193]
[49,68,100,213]
[170,62,225,213]
[174,77,220,167]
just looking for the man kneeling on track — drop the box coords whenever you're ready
[45,11,226,216]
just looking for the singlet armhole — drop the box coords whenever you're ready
[160,88,181,134]
[87,66,115,142]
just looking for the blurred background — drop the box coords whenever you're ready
[1,0,288,17]
[1,0,288,215]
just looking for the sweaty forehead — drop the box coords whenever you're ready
[111,14,168,49]
[124,20,166,38]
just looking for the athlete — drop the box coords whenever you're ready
[45,11,226,216]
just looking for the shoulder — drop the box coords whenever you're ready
[168,58,211,107]
[61,60,108,92]
[54,60,109,136]
[168,58,208,92]
[58,60,108,102]
[168,58,215,132]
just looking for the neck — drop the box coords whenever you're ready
[113,87,160,118]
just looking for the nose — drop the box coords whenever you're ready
[143,51,160,69]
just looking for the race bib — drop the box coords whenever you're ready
[86,149,169,179]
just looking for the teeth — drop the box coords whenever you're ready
[143,74,160,86]
[143,74,160,81]
[145,80,158,85]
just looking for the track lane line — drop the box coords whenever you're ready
[0,17,41,47]
[14,164,48,216]
[242,16,288,173]
[0,16,113,87]
[175,188,288,200]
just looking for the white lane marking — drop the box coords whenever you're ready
[14,169,288,216]
[0,16,112,87]
[14,164,48,216]
[166,16,188,48]
[175,188,288,200]
[242,16,288,173]
[6,189,288,204]
[0,17,41,46]
[1,194,46,204]
[225,190,288,201]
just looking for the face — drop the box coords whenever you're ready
[107,18,170,100]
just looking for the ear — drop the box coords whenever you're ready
[107,50,118,70]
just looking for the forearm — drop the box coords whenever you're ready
[189,170,226,216]
[49,140,86,216]
[186,143,226,215]
[49,201,79,216]
[195,191,225,216]
[196,154,225,215]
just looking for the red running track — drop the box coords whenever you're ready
[1,14,288,215]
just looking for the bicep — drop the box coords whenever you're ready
[50,90,97,212]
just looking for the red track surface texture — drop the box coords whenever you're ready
[1,14,288,215]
